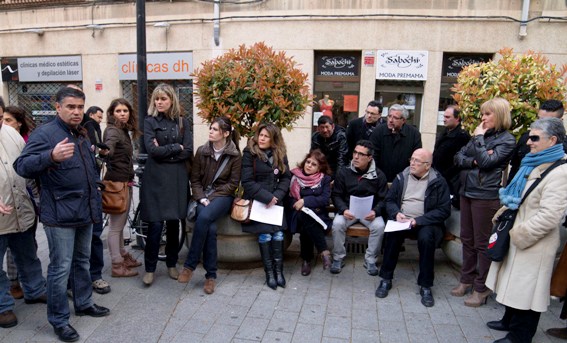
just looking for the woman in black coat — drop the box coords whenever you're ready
[140,83,193,286]
[241,123,291,290]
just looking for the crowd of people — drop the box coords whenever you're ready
[0,89,566,343]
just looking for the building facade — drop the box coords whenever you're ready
[1,0,566,165]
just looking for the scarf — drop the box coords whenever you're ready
[289,167,324,200]
[499,144,564,209]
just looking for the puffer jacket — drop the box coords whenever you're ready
[191,140,242,201]
[454,129,515,199]
[14,116,102,227]
[0,125,36,234]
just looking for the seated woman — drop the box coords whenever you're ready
[178,117,241,294]
[485,117,567,343]
[287,149,332,276]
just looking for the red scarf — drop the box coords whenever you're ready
[289,167,324,200]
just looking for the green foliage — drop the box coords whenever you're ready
[193,42,312,138]
[452,48,567,138]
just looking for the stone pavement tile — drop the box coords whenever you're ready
[321,337,349,343]
[200,322,239,342]
[303,288,330,307]
[323,314,351,340]
[190,307,221,323]
[352,289,377,311]
[456,314,494,342]
[160,316,191,343]
[399,285,429,314]
[167,330,205,343]
[533,329,554,343]
[298,303,327,325]
[1,329,40,342]
[376,292,405,322]
[326,297,352,317]
[378,320,410,343]
[247,299,278,319]
[405,312,437,342]
[257,288,283,302]
[234,317,270,341]
[267,309,299,333]
[352,328,380,343]
[216,304,250,327]
[352,308,379,330]
[197,294,235,315]
[291,323,323,343]
[434,324,468,343]
[11,305,49,332]
[277,294,305,312]
[427,296,459,325]
[181,316,216,335]
[261,330,293,343]
[230,289,262,307]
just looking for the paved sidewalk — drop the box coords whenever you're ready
[1,226,565,343]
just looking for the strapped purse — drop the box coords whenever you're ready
[187,155,229,221]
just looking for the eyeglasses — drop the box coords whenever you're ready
[353,150,371,157]
[387,114,403,120]
[409,158,430,165]
[528,135,541,142]
[365,110,380,116]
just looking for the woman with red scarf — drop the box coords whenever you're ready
[287,149,332,276]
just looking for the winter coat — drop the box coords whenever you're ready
[346,117,381,159]
[191,140,241,202]
[454,129,515,200]
[311,125,348,178]
[0,125,36,234]
[140,114,192,222]
[385,167,451,231]
[432,124,470,190]
[285,173,332,234]
[370,123,422,182]
[240,147,291,234]
[102,124,134,182]
[485,158,567,312]
[83,117,102,146]
[14,116,102,227]
[331,160,388,217]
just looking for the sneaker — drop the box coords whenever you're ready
[92,279,111,294]
[363,261,379,276]
[330,259,345,274]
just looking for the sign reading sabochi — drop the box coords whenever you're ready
[316,55,359,77]
[17,56,82,82]
[442,53,492,78]
[376,50,428,81]
[119,52,192,80]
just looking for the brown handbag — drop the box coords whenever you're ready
[101,180,129,214]
[551,242,567,298]
[230,198,252,223]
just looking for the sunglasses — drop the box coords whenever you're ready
[528,135,541,142]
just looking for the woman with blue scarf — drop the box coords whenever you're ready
[485,117,567,343]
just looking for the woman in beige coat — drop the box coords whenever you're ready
[485,117,567,343]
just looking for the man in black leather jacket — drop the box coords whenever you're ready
[311,116,348,179]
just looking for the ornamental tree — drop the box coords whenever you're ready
[193,42,312,137]
[452,48,567,137]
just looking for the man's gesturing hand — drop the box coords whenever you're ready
[51,137,75,162]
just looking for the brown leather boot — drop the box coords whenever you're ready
[464,289,491,307]
[0,310,17,328]
[546,327,567,339]
[9,282,23,300]
[204,278,215,294]
[178,268,193,283]
[121,253,142,268]
[450,283,472,297]
[111,262,138,277]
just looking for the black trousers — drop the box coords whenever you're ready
[378,225,442,287]
[144,220,180,271]
[500,306,540,343]
[299,212,328,262]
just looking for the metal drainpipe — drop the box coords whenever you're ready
[519,0,530,39]
[214,0,221,46]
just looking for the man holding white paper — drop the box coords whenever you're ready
[330,140,388,276]
[375,149,451,308]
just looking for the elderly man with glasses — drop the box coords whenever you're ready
[369,104,422,182]
[375,148,451,307]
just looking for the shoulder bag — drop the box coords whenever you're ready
[486,159,565,262]
[187,156,229,221]
[102,180,129,214]
[230,158,255,223]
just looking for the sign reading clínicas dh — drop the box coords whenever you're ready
[376,50,428,81]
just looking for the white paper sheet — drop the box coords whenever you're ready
[249,201,284,226]
[301,207,328,230]
[384,220,412,232]
[349,195,374,219]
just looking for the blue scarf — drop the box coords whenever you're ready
[499,144,564,209]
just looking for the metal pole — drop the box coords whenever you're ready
[136,0,148,155]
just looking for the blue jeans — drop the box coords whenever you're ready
[184,196,233,279]
[89,219,104,281]
[44,225,93,329]
[0,228,45,314]
[145,220,179,272]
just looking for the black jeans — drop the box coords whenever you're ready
[299,212,328,262]
[501,306,540,343]
[89,219,104,281]
[144,220,180,272]
[379,225,442,287]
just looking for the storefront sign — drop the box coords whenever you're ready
[442,53,493,78]
[118,52,193,80]
[364,51,375,67]
[16,56,82,82]
[376,50,428,81]
[316,55,359,77]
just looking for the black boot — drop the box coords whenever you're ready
[272,240,286,288]
[258,242,277,290]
